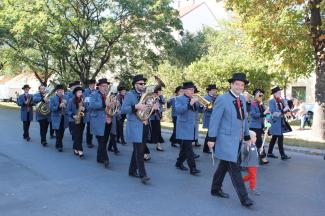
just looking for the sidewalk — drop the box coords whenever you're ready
[161,128,325,156]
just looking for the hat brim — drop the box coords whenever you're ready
[96,81,110,86]
[132,78,147,85]
[228,78,249,85]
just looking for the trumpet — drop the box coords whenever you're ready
[193,94,213,109]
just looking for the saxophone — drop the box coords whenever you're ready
[75,97,85,124]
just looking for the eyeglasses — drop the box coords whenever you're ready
[137,83,146,85]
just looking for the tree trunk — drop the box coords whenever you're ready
[309,0,325,140]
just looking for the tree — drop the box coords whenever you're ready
[0,0,182,85]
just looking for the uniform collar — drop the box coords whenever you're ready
[229,90,240,99]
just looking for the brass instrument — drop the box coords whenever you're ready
[75,97,85,124]
[105,92,120,116]
[60,98,67,115]
[193,94,213,109]
[136,76,165,121]
[36,89,56,115]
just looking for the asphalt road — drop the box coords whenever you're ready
[0,108,324,216]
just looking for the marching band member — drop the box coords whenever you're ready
[89,78,112,168]
[267,86,291,160]
[167,86,183,148]
[116,85,127,145]
[108,92,120,155]
[174,81,201,176]
[66,81,81,140]
[17,84,34,142]
[202,84,218,153]
[249,88,269,165]
[121,74,156,184]
[50,84,69,152]
[33,85,51,146]
[68,86,86,158]
[207,73,254,207]
[83,79,96,148]
[148,85,165,151]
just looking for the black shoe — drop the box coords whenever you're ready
[26,137,31,142]
[171,143,178,148]
[259,158,269,165]
[175,164,188,171]
[190,168,201,175]
[211,189,230,198]
[267,153,278,158]
[156,147,164,152]
[73,150,79,156]
[57,147,63,152]
[140,176,150,184]
[194,154,200,159]
[241,198,254,207]
[121,141,127,145]
[281,155,291,160]
[41,141,47,147]
[114,150,120,155]
[129,172,140,178]
[103,160,109,168]
[87,144,94,149]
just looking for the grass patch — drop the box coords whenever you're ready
[0,102,19,110]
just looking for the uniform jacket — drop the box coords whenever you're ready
[208,91,250,163]
[202,94,217,129]
[17,93,34,121]
[49,94,69,130]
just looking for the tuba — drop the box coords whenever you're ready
[36,89,56,115]
[136,76,165,121]
[105,92,120,116]
[193,94,213,109]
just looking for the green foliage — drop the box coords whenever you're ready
[0,0,182,84]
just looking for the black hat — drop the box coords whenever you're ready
[55,84,65,90]
[22,84,31,90]
[253,88,265,96]
[73,81,81,86]
[182,81,195,89]
[175,86,182,94]
[206,84,218,92]
[117,85,126,92]
[86,79,96,85]
[68,82,75,88]
[228,72,249,85]
[194,86,199,93]
[73,86,83,95]
[154,85,162,93]
[132,74,147,85]
[271,86,281,94]
[96,78,110,86]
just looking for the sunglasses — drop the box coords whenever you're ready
[137,82,146,85]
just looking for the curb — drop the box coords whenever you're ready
[161,128,325,156]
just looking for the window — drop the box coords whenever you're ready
[292,86,306,101]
